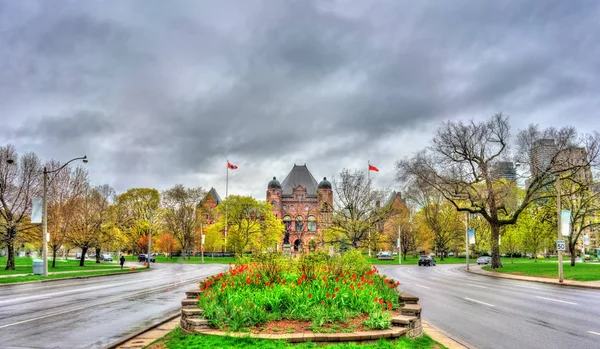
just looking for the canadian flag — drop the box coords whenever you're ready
[227,161,238,170]
[368,164,379,172]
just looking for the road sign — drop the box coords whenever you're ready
[556,240,566,251]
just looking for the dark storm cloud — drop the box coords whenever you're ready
[1,0,599,197]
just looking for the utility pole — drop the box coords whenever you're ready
[465,212,470,271]
[201,222,205,264]
[557,175,563,283]
[42,168,48,277]
[398,225,402,265]
[147,209,152,269]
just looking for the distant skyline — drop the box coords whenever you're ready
[1,1,599,199]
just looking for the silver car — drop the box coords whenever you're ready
[477,256,492,265]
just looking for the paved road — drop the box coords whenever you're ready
[379,264,600,349]
[0,263,228,349]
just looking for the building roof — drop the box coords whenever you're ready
[268,176,282,189]
[318,177,332,190]
[280,164,319,196]
[204,187,222,205]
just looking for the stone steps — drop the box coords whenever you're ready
[399,293,419,304]
[391,314,418,326]
[186,289,203,299]
[400,303,422,317]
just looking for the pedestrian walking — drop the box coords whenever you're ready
[120,255,125,269]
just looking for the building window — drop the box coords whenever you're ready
[283,215,292,231]
[290,205,294,211]
[304,205,309,211]
[295,216,304,232]
[271,200,277,208]
[308,216,316,232]
[282,205,287,211]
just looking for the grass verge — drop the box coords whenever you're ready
[149,327,446,349]
[482,260,600,281]
[0,267,149,284]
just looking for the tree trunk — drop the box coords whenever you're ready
[52,247,58,268]
[95,247,101,264]
[79,247,88,266]
[570,252,576,267]
[490,224,502,269]
[5,236,16,270]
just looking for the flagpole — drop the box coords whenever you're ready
[225,160,228,254]
[367,160,371,257]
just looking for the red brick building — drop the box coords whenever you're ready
[266,164,333,252]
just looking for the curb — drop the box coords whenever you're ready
[101,312,180,349]
[465,265,600,289]
[422,321,473,349]
[0,267,152,287]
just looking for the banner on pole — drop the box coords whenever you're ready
[560,210,571,236]
[467,228,475,244]
[31,197,42,223]
[583,234,589,245]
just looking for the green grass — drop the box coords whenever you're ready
[160,328,445,349]
[154,255,237,264]
[482,260,600,281]
[0,267,149,284]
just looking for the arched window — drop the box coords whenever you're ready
[283,215,292,231]
[270,200,277,208]
[308,216,316,232]
[282,205,287,211]
[290,205,295,211]
[295,216,304,232]
[304,205,309,211]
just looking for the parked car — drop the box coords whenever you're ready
[138,254,155,263]
[101,254,113,261]
[418,255,436,266]
[477,256,492,265]
[377,252,394,260]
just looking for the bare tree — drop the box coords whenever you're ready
[46,162,88,267]
[0,145,42,270]
[161,185,205,259]
[325,169,393,250]
[397,114,599,268]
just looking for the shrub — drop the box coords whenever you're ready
[198,257,401,331]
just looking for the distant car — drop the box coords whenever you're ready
[418,255,436,266]
[138,254,155,263]
[477,256,492,265]
[377,252,394,260]
[101,254,113,261]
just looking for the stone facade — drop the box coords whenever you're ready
[267,164,333,252]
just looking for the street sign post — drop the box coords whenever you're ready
[556,240,566,252]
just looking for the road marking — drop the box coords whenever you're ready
[466,283,488,289]
[534,296,577,305]
[464,297,495,307]
[516,284,542,290]
[588,331,600,336]
[415,284,431,289]
[429,277,442,281]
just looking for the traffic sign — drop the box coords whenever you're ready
[556,240,566,251]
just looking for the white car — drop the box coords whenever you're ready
[477,256,492,265]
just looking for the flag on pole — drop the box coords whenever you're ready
[227,161,238,170]
[368,164,379,172]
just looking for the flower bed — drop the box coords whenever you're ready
[197,251,402,332]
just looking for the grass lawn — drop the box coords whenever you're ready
[482,260,600,281]
[152,328,446,349]
[0,256,144,284]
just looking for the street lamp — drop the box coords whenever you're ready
[42,156,88,277]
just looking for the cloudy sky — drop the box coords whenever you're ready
[1,0,599,199]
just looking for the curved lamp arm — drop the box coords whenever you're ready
[45,156,88,174]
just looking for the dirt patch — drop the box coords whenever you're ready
[241,310,402,334]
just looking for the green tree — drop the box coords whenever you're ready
[115,188,161,254]
[520,204,554,261]
[210,195,283,255]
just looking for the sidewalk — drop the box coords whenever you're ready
[467,264,600,289]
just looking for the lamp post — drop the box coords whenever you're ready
[42,156,88,277]
[556,175,563,283]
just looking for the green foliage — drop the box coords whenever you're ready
[198,259,401,332]
[483,260,600,281]
[298,251,330,281]
[362,310,392,330]
[250,252,287,283]
[163,327,443,349]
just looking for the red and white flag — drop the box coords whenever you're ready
[227,161,238,170]
[368,164,379,172]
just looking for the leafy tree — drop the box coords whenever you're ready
[203,225,224,260]
[520,204,554,261]
[501,224,522,264]
[397,114,600,268]
[0,145,42,270]
[115,188,161,254]
[161,185,205,259]
[156,232,179,258]
[208,195,283,255]
[325,169,393,250]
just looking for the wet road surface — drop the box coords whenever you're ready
[379,264,600,349]
[0,262,227,349]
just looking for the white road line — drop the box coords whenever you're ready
[588,331,600,336]
[433,269,444,275]
[466,283,488,289]
[516,284,542,290]
[464,297,495,307]
[415,284,431,289]
[535,296,577,305]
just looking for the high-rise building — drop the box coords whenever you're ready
[266,164,333,252]
[531,139,558,177]
[492,161,517,182]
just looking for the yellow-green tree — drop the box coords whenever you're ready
[203,225,224,260]
[210,195,283,255]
